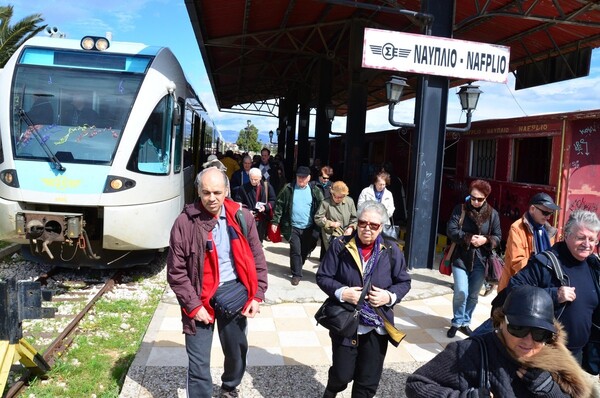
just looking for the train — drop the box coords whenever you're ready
[329,109,600,243]
[0,34,219,267]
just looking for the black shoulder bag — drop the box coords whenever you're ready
[315,278,371,338]
[211,279,248,319]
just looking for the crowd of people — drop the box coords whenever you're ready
[166,150,600,398]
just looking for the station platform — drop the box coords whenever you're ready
[120,240,495,398]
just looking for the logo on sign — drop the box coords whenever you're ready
[370,44,411,60]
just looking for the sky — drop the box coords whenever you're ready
[9,0,600,142]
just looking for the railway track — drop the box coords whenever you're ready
[0,245,167,397]
[3,270,123,398]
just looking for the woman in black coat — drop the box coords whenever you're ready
[316,200,411,398]
[446,179,501,338]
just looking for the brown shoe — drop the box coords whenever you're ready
[291,276,300,286]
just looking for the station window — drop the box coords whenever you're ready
[512,137,551,184]
[443,139,458,172]
[470,139,496,179]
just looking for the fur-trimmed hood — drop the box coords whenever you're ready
[515,321,600,398]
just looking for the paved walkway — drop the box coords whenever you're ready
[120,240,495,398]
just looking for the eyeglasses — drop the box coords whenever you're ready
[357,220,381,230]
[506,323,553,343]
[470,196,486,203]
[332,194,345,200]
[534,206,553,217]
[321,176,329,180]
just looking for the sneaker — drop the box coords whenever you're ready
[291,276,300,286]
[220,388,239,398]
[447,326,458,338]
[459,326,473,336]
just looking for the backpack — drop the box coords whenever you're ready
[490,249,566,311]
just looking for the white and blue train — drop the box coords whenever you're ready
[0,33,219,267]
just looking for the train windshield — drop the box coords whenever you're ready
[10,47,151,165]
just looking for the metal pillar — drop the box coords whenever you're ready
[297,101,310,167]
[277,98,287,158]
[284,91,298,178]
[404,0,453,269]
[315,59,333,165]
[344,22,368,201]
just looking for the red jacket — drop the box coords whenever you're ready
[167,198,268,335]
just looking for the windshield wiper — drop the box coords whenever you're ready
[18,109,66,172]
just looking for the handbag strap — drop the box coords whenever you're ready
[458,204,466,228]
[471,336,491,394]
[357,274,372,308]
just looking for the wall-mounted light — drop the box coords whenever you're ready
[386,76,482,133]
[325,104,336,123]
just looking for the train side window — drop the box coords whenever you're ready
[512,137,551,184]
[173,99,184,174]
[127,96,171,175]
[470,139,496,179]
[182,107,194,169]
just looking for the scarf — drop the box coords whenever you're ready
[200,199,258,321]
[373,186,384,202]
[358,235,384,328]
[526,211,551,253]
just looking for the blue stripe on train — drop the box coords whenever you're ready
[15,160,110,194]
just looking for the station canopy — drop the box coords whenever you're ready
[185,0,600,118]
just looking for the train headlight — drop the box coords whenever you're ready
[110,179,123,190]
[81,37,95,50]
[104,175,136,193]
[80,36,110,51]
[0,169,19,188]
[95,38,110,51]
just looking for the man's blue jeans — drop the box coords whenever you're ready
[451,258,486,327]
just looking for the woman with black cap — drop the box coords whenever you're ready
[406,286,598,397]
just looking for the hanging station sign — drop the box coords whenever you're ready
[362,27,511,83]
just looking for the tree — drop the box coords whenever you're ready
[236,121,262,153]
[0,5,46,67]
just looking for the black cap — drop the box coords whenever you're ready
[529,192,560,211]
[503,286,556,333]
[296,166,310,177]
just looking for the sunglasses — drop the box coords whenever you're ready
[321,176,330,180]
[470,196,486,203]
[357,220,381,230]
[534,206,553,217]
[506,324,553,343]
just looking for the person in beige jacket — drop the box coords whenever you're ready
[314,181,357,252]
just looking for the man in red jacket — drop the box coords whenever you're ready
[167,167,268,398]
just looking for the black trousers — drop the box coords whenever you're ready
[185,314,248,397]
[289,226,317,278]
[325,331,389,398]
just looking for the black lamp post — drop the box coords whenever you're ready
[244,119,251,152]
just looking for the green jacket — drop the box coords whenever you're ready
[272,182,324,241]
